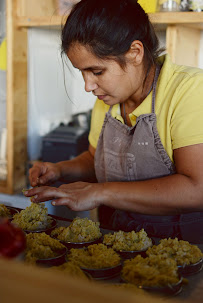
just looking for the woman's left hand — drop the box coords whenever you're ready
[23,182,101,211]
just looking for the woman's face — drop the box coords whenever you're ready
[67,43,144,106]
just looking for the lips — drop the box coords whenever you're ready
[97,95,107,100]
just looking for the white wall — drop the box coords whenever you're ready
[28,28,96,161]
[0,0,6,43]
[156,30,166,50]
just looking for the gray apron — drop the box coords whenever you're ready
[94,65,203,243]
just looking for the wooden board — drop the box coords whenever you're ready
[166,25,200,67]
[16,12,203,29]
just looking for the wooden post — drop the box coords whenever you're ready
[166,25,201,67]
[4,0,28,193]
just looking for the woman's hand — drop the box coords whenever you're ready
[23,182,101,211]
[29,161,62,187]
[28,147,97,187]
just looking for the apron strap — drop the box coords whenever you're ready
[152,64,162,114]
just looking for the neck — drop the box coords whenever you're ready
[121,64,156,126]
[142,64,156,98]
[125,64,156,110]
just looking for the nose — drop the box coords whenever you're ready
[83,73,98,92]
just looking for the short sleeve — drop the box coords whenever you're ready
[88,99,109,148]
[171,73,203,150]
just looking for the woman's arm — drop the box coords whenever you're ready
[57,145,97,183]
[100,143,203,215]
[28,145,97,187]
[25,143,203,215]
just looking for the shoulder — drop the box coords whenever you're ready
[158,54,203,89]
[156,55,203,105]
[155,55,203,150]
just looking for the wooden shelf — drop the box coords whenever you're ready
[150,12,203,30]
[16,12,203,29]
[16,15,66,28]
[150,11,203,24]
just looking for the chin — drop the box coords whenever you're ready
[102,97,118,106]
[103,100,114,106]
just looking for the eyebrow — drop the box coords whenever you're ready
[73,65,103,71]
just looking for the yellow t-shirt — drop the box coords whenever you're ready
[88,55,203,162]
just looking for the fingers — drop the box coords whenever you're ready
[23,185,88,211]
[29,162,58,187]
[29,163,43,187]
[24,186,66,203]
[52,198,73,207]
[51,198,88,212]
[24,185,78,209]
[23,182,97,212]
[36,170,56,186]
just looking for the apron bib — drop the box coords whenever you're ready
[94,65,203,243]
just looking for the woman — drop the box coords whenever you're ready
[25,0,203,242]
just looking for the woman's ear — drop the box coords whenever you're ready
[125,40,144,65]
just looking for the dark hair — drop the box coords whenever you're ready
[61,0,162,72]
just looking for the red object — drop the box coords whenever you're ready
[0,218,26,258]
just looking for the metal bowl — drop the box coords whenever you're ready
[53,235,103,249]
[0,206,19,219]
[36,247,68,267]
[122,275,183,296]
[117,249,148,260]
[6,206,19,219]
[137,276,183,296]
[178,258,203,276]
[81,263,122,280]
[66,244,122,280]
[113,239,155,260]
[24,218,57,234]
